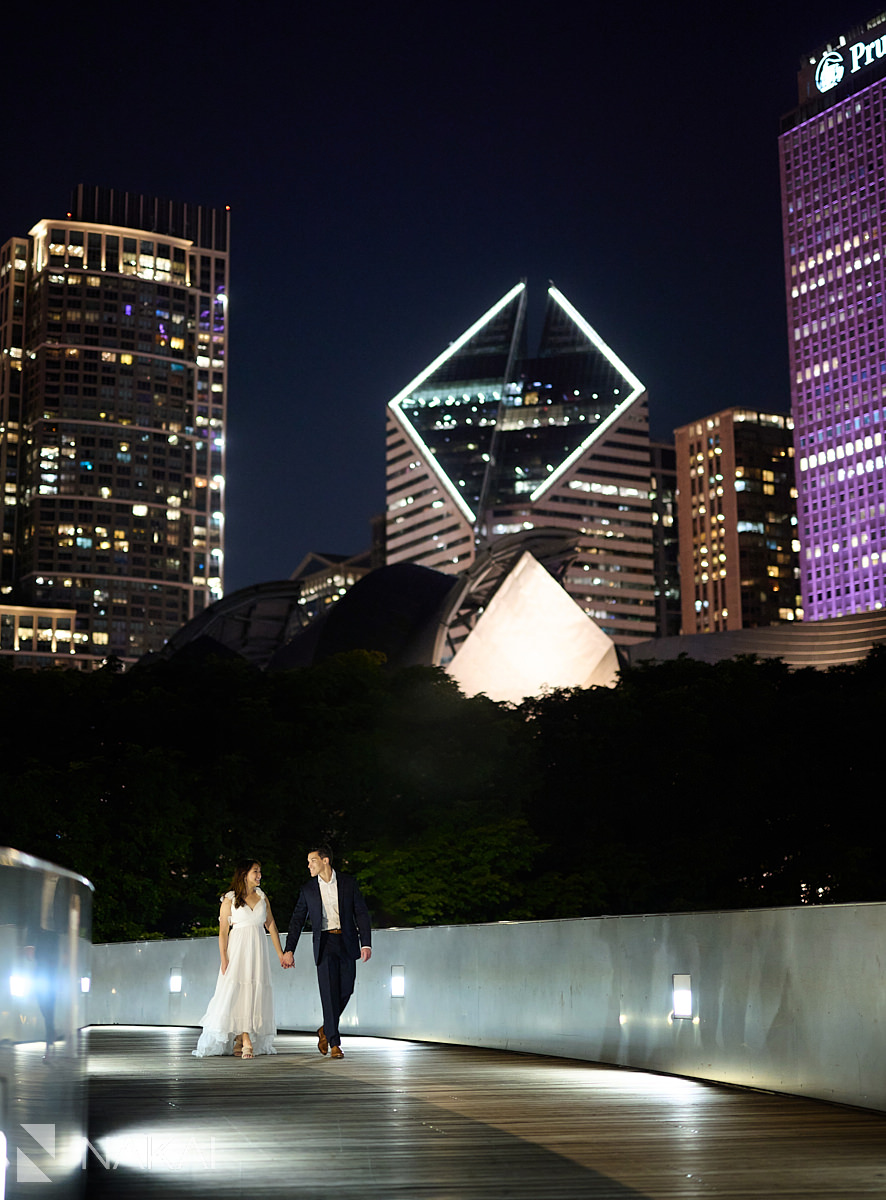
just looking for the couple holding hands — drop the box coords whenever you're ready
[193,845,371,1061]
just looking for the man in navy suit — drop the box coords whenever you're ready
[281,845,372,1059]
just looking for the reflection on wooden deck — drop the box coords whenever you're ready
[86,1027,886,1199]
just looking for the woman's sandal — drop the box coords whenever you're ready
[241,1048,255,1059]
[233,1035,243,1058]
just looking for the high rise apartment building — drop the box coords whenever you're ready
[780,14,886,620]
[385,282,656,644]
[649,440,680,638]
[0,186,229,665]
[675,408,800,634]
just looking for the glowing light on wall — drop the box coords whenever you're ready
[391,965,405,997]
[169,969,182,994]
[9,973,30,998]
[672,973,692,1019]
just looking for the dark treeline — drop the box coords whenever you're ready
[1,647,883,942]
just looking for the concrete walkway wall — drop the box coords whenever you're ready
[89,901,886,1112]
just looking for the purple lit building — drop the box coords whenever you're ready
[780,14,886,620]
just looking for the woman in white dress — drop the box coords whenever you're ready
[193,860,285,1058]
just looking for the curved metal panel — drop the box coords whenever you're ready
[89,900,886,1113]
[0,848,93,1197]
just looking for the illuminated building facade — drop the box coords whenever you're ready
[781,14,886,619]
[675,408,801,634]
[0,237,29,594]
[385,282,656,644]
[0,600,78,666]
[290,549,374,622]
[0,186,229,665]
[649,440,680,637]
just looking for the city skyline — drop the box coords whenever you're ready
[0,1,872,594]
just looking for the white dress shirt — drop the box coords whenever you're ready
[318,870,341,931]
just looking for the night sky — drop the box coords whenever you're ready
[0,1,875,592]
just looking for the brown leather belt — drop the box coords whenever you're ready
[325,928,342,934]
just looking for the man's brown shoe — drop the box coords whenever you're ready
[317,1026,328,1055]
[330,1045,344,1059]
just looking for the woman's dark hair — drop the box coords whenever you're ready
[229,859,260,909]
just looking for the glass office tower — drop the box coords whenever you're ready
[0,186,229,665]
[780,14,886,619]
[649,439,681,638]
[386,282,656,644]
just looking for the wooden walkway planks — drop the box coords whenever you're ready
[85,1027,886,1199]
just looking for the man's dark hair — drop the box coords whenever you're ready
[310,844,334,865]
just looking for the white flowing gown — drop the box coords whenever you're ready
[192,889,277,1057]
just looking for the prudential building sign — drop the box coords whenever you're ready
[815,34,886,93]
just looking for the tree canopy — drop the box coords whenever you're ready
[1,646,883,941]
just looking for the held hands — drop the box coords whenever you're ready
[277,949,368,967]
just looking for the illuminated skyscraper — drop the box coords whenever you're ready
[649,439,681,638]
[675,408,800,634]
[0,186,229,665]
[385,282,656,644]
[780,14,886,619]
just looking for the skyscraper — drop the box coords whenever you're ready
[649,440,681,638]
[0,186,229,665]
[385,282,656,644]
[675,408,800,634]
[780,14,886,620]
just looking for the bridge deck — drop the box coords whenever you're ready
[85,1026,886,1199]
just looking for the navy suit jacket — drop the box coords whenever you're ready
[284,872,371,964]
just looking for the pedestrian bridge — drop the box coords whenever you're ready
[81,1024,886,1199]
[3,848,886,1197]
